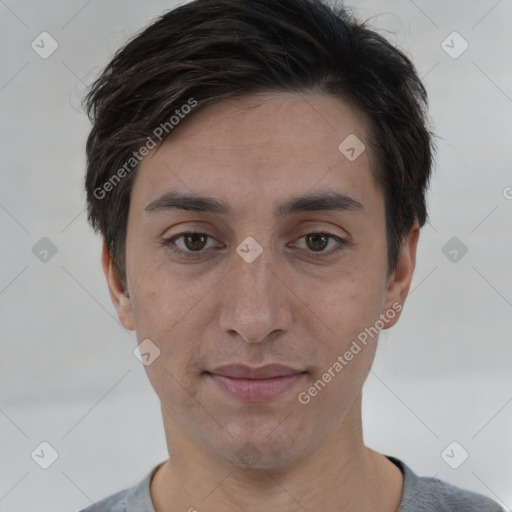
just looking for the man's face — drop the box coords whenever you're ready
[109,92,412,469]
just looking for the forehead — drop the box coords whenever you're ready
[130,92,381,217]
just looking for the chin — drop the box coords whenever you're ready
[210,426,307,470]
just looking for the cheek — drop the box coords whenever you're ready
[297,285,382,418]
[127,247,209,366]
[295,270,386,408]
[126,235,178,326]
[298,265,385,341]
[128,268,207,407]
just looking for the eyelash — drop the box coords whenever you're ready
[162,230,349,260]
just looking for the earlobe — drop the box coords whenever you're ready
[101,241,135,331]
[382,219,420,329]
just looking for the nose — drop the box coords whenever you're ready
[218,242,293,344]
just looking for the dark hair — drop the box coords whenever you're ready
[84,0,434,286]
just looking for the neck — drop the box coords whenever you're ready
[150,393,403,512]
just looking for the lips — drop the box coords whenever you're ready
[207,363,304,379]
[205,364,307,403]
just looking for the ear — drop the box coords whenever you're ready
[101,240,135,331]
[381,219,420,329]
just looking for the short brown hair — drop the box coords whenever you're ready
[84,0,435,286]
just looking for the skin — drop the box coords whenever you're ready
[103,91,420,512]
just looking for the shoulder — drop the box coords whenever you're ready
[76,487,128,512]
[387,456,505,512]
[75,463,161,512]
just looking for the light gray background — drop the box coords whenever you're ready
[1,1,511,511]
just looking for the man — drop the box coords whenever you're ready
[79,0,504,510]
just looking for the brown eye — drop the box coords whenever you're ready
[163,231,219,259]
[182,233,208,251]
[294,232,349,259]
[305,233,329,251]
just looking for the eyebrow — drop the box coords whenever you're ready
[144,189,365,217]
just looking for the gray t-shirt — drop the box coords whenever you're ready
[77,455,505,511]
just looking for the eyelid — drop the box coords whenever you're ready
[162,230,349,260]
[291,232,349,258]
[162,230,222,259]
[297,231,349,257]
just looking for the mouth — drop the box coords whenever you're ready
[205,364,307,403]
